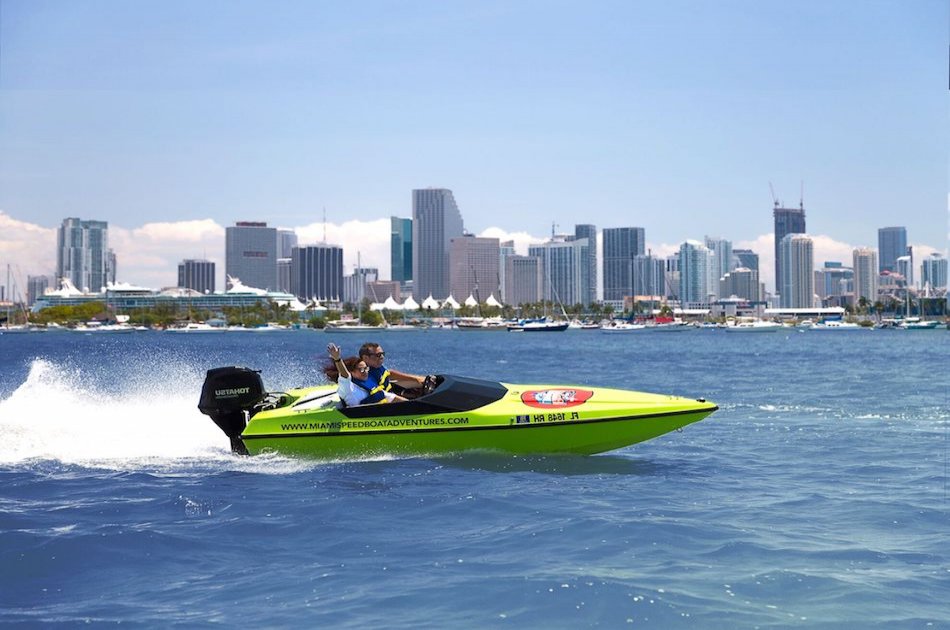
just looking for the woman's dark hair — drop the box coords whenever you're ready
[323,356,362,382]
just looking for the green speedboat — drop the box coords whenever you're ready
[198,367,718,459]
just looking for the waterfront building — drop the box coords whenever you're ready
[449,235,500,303]
[275,229,298,294]
[665,255,680,301]
[704,236,733,299]
[773,204,806,296]
[602,227,645,302]
[504,255,542,306]
[733,249,759,272]
[344,268,378,304]
[27,275,53,307]
[573,224,598,307]
[391,217,413,283]
[225,222,277,291]
[678,240,712,307]
[32,284,305,314]
[498,241,517,306]
[921,252,948,290]
[633,253,665,299]
[529,236,592,307]
[852,248,879,304]
[779,234,814,309]
[291,244,343,302]
[814,261,853,305]
[720,267,761,302]
[277,258,292,293]
[412,189,464,300]
[877,227,907,273]
[895,254,914,289]
[366,281,401,302]
[57,218,115,293]
[177,259,215,294]
[277,229,298,259]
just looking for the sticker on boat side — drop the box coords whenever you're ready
[520,389,593,408]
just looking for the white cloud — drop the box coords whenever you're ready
[110,219,226,289]
[0,211,57,287]
[477,227,545,255]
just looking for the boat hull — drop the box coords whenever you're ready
[238,381,718,459]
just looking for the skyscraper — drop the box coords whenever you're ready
[678,240,712,306]
[921,253,948,290]
[773,204,806,295]
[852,248,879,304]
[602,227,645,302]
[449,235,500,302]
[704,236,733,299]
[225,222,277,290]
[632,254,665,298]
[504,255,541,306]
[720,268,761,302]
[27,275,53,307]
[412,189,464,300]
[277,229,298,259]
[778,234,814,308]
[573,224,598,306]
[178,259,215,294]
[895,255,914,288]
[391,217,413,283]
[291,244,343,301]
[529,237,591,307]
[815,262,853,304]
[57,217,115,292]
[877,227,907,273]
[733,249,759,272]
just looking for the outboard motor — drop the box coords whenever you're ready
[198,366,265,455]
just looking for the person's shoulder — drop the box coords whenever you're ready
[368,365,386,377]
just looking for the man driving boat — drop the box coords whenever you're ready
[358,342,426,396]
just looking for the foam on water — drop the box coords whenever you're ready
[0,359,323,473]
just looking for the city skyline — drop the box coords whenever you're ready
[1,204,947,300]
[1,2,947,293]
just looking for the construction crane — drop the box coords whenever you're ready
[769,182,780,209]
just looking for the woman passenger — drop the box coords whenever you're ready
[325,343,407,406]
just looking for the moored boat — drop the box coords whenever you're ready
[723,320,783,333]
[198,368,718,459]
[507,317,569,332]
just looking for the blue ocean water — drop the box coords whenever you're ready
[1,328,948,628]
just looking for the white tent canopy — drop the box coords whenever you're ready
[485,293,502,307]
[464,294,478,307]
[383,296,403,310]
[422,295,441,310]
[402,296,420,310]
[442,295,461,309]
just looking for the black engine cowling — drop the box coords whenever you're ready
[198,366,265,455]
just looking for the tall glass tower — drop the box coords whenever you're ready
[602,227,645,302]
[57,217,114,292]
[412,189,464,300]
[877,227,907,273]
[573,224,598,306]
[291,244,343,301]
[773,204,806,296]
[391,217,413,283]
[779,234,814,308]
[225,222,277,291]
[678,240,711,306]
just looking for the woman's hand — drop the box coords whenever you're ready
[327,342,341,360]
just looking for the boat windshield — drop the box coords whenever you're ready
[339,374,508,419]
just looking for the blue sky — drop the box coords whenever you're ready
[0,0,947,291]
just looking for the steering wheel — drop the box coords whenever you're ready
[422,374,437,396]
